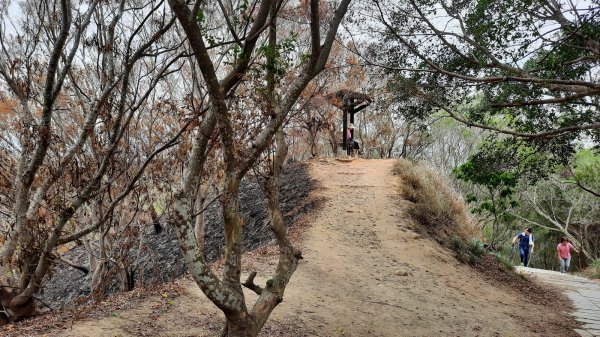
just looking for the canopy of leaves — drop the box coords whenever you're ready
[573,149,600,185]
[370,0,600,147]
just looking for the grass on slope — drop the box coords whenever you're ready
[393,159,503,265]
[392,159,581,335]
[392,160,478,242]
[582,258,600,279]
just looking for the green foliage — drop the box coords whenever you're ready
[256,32,298,78]
[582,259,600,279]
[376,0,600,151]
[572,149,600,189]
[464,0,535,51]
[464,0,599,125]
[448,237,486,264]
[454,138,557,208]
[378,0,600,263]
[454,160,517,188]
[452,138,562,244]
[490,252,515,271]
[195,10,205,25]
[454,147,518,225]
[266,279,274,288]
[299,53,311,65]
[232,0,250,24]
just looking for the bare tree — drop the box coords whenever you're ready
[516,178,600,260]
[0,0,184,319]
[166,0,351,335]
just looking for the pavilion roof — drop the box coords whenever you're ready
[326,89,372,110]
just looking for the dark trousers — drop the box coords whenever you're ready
[519,247,530,266]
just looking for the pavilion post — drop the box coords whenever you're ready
[342,106,348,151]
[350,110,355,141]
[327,90,370,157]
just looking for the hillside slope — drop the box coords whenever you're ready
[38,163,315,309]
[6,158,577,337]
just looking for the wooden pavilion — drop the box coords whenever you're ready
[327,89,372,155]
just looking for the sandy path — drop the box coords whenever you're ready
[263,158,530,337]
[34,158,575,337]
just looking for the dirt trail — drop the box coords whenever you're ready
[19,158,576,337]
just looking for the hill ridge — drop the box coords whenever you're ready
[7,158,579,337]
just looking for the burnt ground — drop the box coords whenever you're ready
[38,163,317,309]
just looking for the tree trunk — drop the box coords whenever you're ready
[564,232,593,261]
[91,223,111,295]
[328,128,338,156]
[309,129,318,157]
[83,238,97,272]
[166,0,352,334]
[118,264,134,291]
[194,182,209,251]
[219,172,246,303]
[222,316,259,337]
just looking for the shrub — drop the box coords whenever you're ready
[392,159,479,243]
[491,252,515,271]
[582,259,600,279]
[448,236,486,264]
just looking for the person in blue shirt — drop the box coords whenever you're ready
[512,227,534,267]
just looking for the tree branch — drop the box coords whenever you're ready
[568,168,600,198]
[438,104,600,140]
[1,0,73,265]
[242,271,263,295]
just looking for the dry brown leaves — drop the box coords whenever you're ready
[2,281,185,337]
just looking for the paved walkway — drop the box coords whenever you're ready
[517,266,600,337]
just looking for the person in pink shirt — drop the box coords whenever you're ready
[557,237,579,273]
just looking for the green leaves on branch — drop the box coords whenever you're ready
[452,138,552,223]
[570,149,600,191]
[257,33,298,78]
[195,10,221,48]
[455,161,516,188]
[378,0,600,149]
[232,0,250,25]
[196,10,205,25]
[455,160,517,220]
[464,0,536,52]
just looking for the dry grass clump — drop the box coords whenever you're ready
[392,159,479,243]
[581,259,600,280]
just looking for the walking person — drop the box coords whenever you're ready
[557,237,579,273]
[512,227,534,267]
